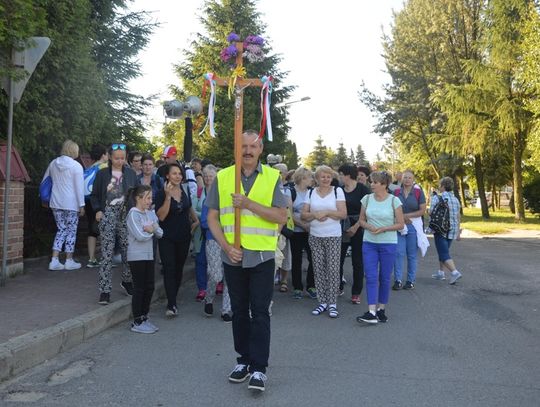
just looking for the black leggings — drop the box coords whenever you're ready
[128,260,155,322]
[339,229,364,295]
[158,238,190,308]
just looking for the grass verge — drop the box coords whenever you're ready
[460,207,540,234]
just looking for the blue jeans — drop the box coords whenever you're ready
[224,259,274,374]
[363,241,397,306]
[434,233,453,262]
[394,224,418,283]
[195,237,207,290]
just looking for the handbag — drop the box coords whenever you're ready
[39,175,53,204]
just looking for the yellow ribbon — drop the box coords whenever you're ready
[228,65,246,99]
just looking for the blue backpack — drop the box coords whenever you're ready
[39,175,53,203]
[83,164,100,197]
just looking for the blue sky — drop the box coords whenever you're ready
[128,0,404,161]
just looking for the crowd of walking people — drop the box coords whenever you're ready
[42,137,463,391]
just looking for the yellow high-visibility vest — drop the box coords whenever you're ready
[218,165,280,251]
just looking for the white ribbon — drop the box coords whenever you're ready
[200,73,217,137]
[260,76,273,142]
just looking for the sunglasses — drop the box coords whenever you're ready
[112,143,126,151]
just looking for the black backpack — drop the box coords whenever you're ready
[429,196,450,237]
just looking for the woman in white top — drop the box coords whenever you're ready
[356,171,404,324]
[43,140,85,271]
[301,165,347,318]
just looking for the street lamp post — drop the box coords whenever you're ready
[278,96,311,108]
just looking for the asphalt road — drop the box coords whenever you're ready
[1,236,539,407]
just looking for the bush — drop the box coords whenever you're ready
[523,177,540,217]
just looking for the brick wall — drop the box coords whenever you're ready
[0,180,25,276]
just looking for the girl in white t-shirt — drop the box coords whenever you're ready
[301,166,347,318]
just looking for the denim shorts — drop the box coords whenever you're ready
[434,233,453,262]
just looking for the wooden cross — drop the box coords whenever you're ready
[212,41,264,249]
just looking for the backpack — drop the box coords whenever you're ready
[394,185,421,201]
[288,185,297,203]
[83,164,100,197]
[429,195,450,237]
[308,185,340,200]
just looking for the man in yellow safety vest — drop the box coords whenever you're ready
[207,130,287,393]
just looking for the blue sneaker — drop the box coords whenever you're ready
[292,290,302,299]
[306,287,317,299]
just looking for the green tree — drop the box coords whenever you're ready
[304,135,332,170]
[90,0,157,148]
[361,0,490,216]
[355,144,368,166]
[0,0,154,178]
[438,0,536,221]
[1,0,110,177]
[283,141,299,169]
[332,142,348,168]
[171,0,294,167]
[348,148,355,163]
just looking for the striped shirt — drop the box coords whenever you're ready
[430,191,460,240]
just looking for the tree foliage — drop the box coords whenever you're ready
[170,0,294,167]
[361,0,540,221]
[304,136,334,170]
[0,0,154,178]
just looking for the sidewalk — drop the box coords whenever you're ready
[0,256,194,382]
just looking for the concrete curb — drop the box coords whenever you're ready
[0,279,167,382]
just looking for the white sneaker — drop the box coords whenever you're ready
[449,271,462,285]
[48,258,64,271]
[130,322,156,334]
[143,319,159,332]
[431,270,446,280]
[65,259,82,270]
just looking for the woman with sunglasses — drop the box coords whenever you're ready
[90,143,138,305]
[155,163,200,317]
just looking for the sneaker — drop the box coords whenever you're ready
[306,287,317,299]
[376,309,388,323]
[48,258,64,271]
[143,318,159,332]
[131,321,155,334]
[221,313,232,323]
[351,295,361,304]
[449,271,462,285]
[248,371,267,392]
[312,304,327,316]
[86,258,100,268]
[356,311,378,324]
[216,281,224,295]
[120,281,133,296]
[328,305,339,318]
[392,280,403,290]
[204,302,214,317]
[403,281,415,290]
[292,289,303,299]
[195,289,206,302]
[98,292,110,305]
[432,270,446,280]
[228,364,250,383]
[165,305,178,318]
[65,258,82,270]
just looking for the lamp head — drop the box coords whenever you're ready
[163,100,184,119]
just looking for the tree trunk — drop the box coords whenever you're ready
[513,132,525,222]
[474,154,490,219]
[459,175,468,208]
[491,184,496,212]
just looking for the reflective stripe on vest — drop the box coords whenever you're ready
[217,165,280,251]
